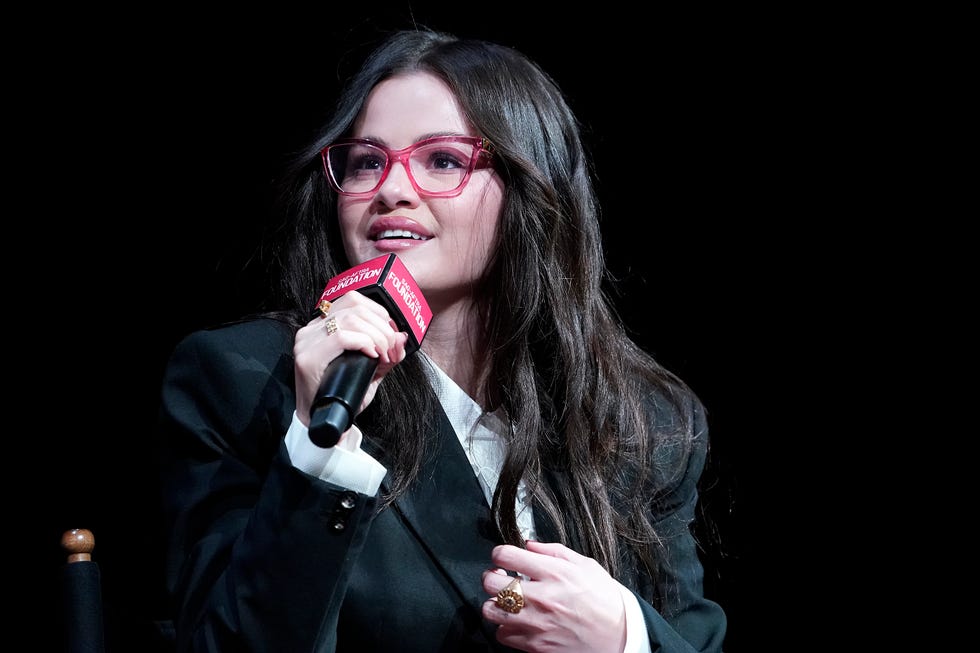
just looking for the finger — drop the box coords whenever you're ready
[333,313,398,361]
[295,314,333,351]
[481,597,527,626]
[371,332,409,381]
[490,543,570,581]
[340,290,397,319]
[481,567,516,595]
[524,539,586,562]
[295,310,386,389]
[481,581,527,625]
[320,294,401,348]
[481,598,514,624]
[320,291,408,355]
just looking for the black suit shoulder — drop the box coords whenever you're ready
[160,316,297,466]
[177,316,295,365]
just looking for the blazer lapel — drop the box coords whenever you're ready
[367,407,504,609]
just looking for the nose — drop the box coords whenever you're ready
[373,160,420,208]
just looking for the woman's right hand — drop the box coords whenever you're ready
[293,290,408,430]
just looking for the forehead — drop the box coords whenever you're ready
[351,72,470,143]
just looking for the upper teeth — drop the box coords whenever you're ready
[378,229,427,240]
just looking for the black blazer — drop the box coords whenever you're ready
[158,318,726,652]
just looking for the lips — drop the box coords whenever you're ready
[367,217,433,242]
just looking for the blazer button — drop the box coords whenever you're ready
[328,490,358,534]
[340,491,357,510]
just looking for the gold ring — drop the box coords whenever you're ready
[324,316,338,336]
[494,577,525,614]
[317,299,332,318]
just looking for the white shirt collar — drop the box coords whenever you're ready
[420,352,536,541]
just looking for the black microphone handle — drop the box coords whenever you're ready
[308,351,379,448]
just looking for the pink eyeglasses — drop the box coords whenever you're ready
[321,135,495,197]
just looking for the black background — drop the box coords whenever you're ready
[21,5,851,651]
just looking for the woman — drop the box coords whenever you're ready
[158,27,727,652]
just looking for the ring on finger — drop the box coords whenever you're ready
[493,577,525,614]
[317,299,333,318]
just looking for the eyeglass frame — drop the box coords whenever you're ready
[320,135,495,198]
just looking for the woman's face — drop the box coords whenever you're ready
[337,71,504,310]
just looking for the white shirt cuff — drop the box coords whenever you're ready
[284,412,387,495]
[620,582,652,653]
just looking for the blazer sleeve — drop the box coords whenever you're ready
[634,395,728,653]
[157,319,380,653]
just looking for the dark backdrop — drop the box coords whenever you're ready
[25,6,830,652]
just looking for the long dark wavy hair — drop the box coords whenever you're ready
[258,27,705,601]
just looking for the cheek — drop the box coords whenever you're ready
[470,179,504,247]
[449,182,503,270]
[336,200,364,258]
[337,197,368,232]
[336,199,356,231]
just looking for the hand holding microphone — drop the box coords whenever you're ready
[296,254,432,448]
[293,292,403,442]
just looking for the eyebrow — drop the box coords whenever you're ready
[353,131,472,146]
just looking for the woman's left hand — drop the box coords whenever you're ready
[481,540,628,653]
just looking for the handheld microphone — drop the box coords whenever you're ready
[308,253,432,447]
